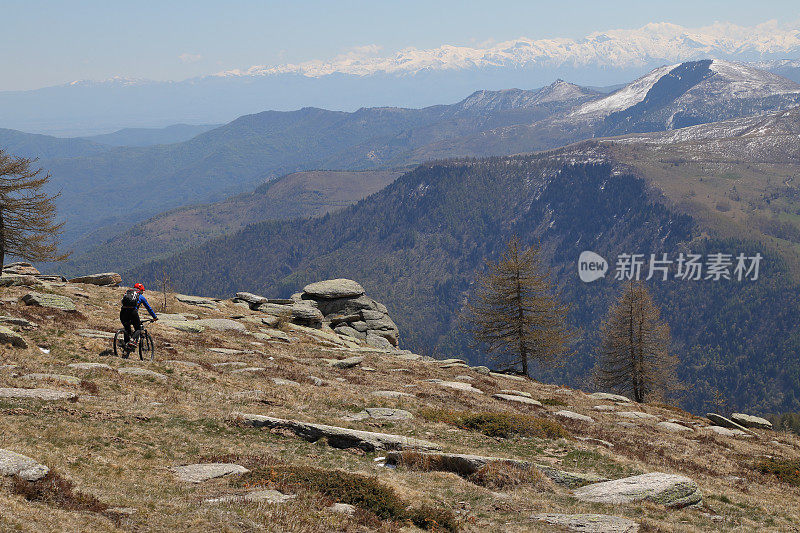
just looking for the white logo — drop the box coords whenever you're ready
[579,251,608,283]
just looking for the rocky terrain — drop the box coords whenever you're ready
[1,270,799,532]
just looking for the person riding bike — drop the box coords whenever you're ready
[120,283,158,350]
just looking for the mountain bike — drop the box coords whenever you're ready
[113,319,155,361]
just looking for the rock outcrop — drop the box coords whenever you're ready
[730,413,773,430]
[69,272,122,286]
[233,278,401,348]
[232,412,440,452]
[0,449,50,481]
[0,325,28,348]
[21,292,76,312]
[573,472,702,508]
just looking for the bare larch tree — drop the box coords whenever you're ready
[595,281,679,403]
[0,151,67,268]
[464,236,574,377]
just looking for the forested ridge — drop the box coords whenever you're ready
[130,157,800,414]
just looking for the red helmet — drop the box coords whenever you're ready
[134,283,145,292]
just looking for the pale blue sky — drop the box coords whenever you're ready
[3,0,800,91]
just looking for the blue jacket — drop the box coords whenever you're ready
[136,294,158,319]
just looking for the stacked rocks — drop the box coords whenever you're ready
[300,279,399,349]
[1,262,67,285]
[233,278,400,349]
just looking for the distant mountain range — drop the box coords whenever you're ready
[81,124,221,147]
[2,21,800,135]
[127,103,800,415]
[21,59,800,270]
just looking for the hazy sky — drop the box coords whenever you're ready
[3,0,800,91]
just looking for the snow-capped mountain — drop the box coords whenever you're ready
[455,81,601,112]
[218,22,800,79]
[563,59,800,134]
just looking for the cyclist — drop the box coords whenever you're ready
[120,283,158,350]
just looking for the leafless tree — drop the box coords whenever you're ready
[595,281,679,403]
[464,236,575,377]
[0,151,67,268]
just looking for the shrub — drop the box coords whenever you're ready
[755,457,800,486]
[236,464,457,531]
[468,462,548,490]
[538,397,567,407]
[11,471,119,524]
[419,409,569,439]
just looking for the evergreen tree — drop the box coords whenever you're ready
[0,151,66,267]
[464,236,574,377]
[595,281,678,402]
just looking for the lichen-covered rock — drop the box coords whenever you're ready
[21,292,76,312]
[0,448,49,481]
[573,472,702,508]
[302,279,365,299]
[707,413,753,433]
[0,387,77,401]
[493,393,542,407]
[0,325,28,348]
[171,463,249,483]
[233,412,441,452]
[68,273,122,286]
[532,514,639,533]
[192,318,246,332]
[555,410,594,423]
[3,262,40,276]
[730,413,773,430]
[589,392,632,402]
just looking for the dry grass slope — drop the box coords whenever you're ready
[0,280,799,531]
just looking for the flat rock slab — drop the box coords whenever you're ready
[171,463,249,483]
[213,362,248,369]
[175,294,219,308]
[161,320,205,333]
[532,514,639,533]
[372,390,415,398]
[435,381,483,394]
[20,373,81,386]
[573,472,702,508]
[0,316,38,328]
[328,356,364,369]
[21,292,76,312]
[0,387,77,401]
[233,412,440,452]
[231,367,268,374]
[555,410,594,423]
[302,279,365,299]
[205,489,295,505]
[69,273,121,286]
[0,325,28,348]
[707,413,754,434]
[731,413,773,430]
[589,392,632,403]
[499,389,532,398]
[68,362,115,371]
[209,348,246,355]
[471,365,491,375]
[489,372,526,381]
[118,368,168,381]
[441,362,470,369]
[76,329,116,339]
[493,394,542,407]
[593,405,616,411]
[346,408,413,421]
[617,411,658,420]
[0,449,49,481]
[193,319,246,332]
[709,426,752,438]
[657,421,692,432]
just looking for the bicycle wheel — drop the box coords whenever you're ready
[139,331,155,361]
[113,329,126,357]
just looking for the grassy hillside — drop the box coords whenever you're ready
[1,279,798,531]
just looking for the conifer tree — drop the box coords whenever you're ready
[595,281,678,402]
[465,236,574,377]
[0,151,67,268]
